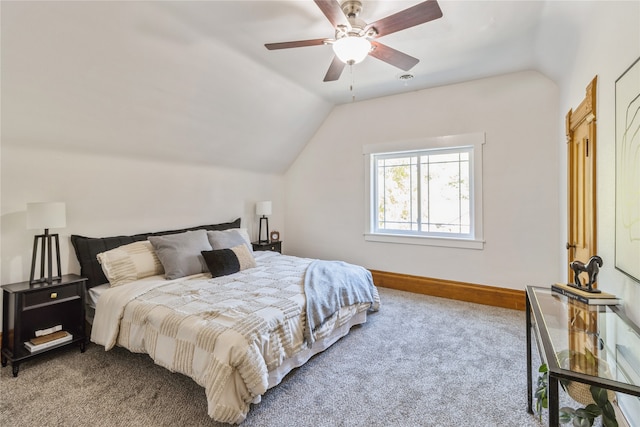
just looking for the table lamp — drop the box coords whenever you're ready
[27,202,66,284]
[256,201,272,244]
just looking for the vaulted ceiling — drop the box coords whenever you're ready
[1,1,588,174]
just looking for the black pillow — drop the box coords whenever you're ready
[201,244,257,278]
[201,248,241,278]
[71,218,241,288]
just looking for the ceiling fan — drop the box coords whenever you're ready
[265,0,443,82]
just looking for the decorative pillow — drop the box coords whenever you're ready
[96,241,164,287]
[148,230,212,280]
[70,218,241,288]
[207,228,252,252]
[201,244,257,278]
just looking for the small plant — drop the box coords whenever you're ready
[535,360,618,427]
[559,385,618,427]
[534,363,549,420]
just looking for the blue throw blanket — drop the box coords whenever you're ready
[303,260,379,345]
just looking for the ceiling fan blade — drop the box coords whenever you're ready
[265,38,329,50]
[314,0,351,30]
[366,0,443,38]
[323,55,346,82]
[369,41,419,71]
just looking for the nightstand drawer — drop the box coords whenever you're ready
[23,284,81,309]
[252,241,282,253]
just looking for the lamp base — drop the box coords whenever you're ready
[29,231,62,285]
[30,275,62,285]
[258,216,270,244]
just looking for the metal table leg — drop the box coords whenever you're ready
[548,374,559,427]
[526,292,533,414]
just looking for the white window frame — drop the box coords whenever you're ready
[363,132,485,250]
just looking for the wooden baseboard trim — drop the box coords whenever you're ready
[370,270,526,311]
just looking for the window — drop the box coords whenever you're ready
[374,147,472,235]
[364,133,485,249]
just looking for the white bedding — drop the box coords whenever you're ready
[91,251,379,424]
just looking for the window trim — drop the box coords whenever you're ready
[363,132,485,250]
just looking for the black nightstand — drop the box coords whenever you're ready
[1,274,87,377]
[252,241,282,253]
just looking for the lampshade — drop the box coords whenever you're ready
[256,201,272,216]
[27,202,66,230]
[332,36,371,65]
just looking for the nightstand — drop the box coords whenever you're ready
[1,274,87,377]
[252,241,282,253]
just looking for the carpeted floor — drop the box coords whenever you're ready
[1,287,549,426]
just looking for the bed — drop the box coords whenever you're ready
[71,219,380,424]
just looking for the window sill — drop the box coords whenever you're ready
[364,233,485,250]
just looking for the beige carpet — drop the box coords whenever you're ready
[1,287,548,426]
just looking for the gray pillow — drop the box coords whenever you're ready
[148,230,212,280]
[207,229,252,252]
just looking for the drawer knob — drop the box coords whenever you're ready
[50,292,58,299]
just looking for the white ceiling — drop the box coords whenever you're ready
[1,1,587,174]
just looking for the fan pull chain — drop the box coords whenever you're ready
[349,64,356,102]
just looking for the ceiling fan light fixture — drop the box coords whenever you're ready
[332,36,371,65]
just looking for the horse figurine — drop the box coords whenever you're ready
[569,255,603,293]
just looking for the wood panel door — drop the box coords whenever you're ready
[566,76,598,286]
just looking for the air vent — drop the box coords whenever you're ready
[398,73,414,81]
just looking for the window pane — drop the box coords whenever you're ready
[384,157,412,167]
[419,151,470,234]
[377,156,417,231]
[459,157,470,233]
[429,152,460,163]
[377,162,385,225]
[428,160,459,232]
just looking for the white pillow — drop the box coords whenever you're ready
[97,241,164,287]
[207,228,253,252]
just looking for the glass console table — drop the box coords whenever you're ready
[526,286,640,426]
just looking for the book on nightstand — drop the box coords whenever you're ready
[24,330,73,353]
[551,283,620,305]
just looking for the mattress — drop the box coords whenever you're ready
[86,283,109,325]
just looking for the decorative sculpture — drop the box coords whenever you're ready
[569,256,603,293]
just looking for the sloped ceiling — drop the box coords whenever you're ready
[1,1,585,174]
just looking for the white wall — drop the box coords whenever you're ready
[285,70,561,291]
[0,145,285,307]
[542,1,640,324]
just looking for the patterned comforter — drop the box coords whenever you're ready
[91,251,379,424]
